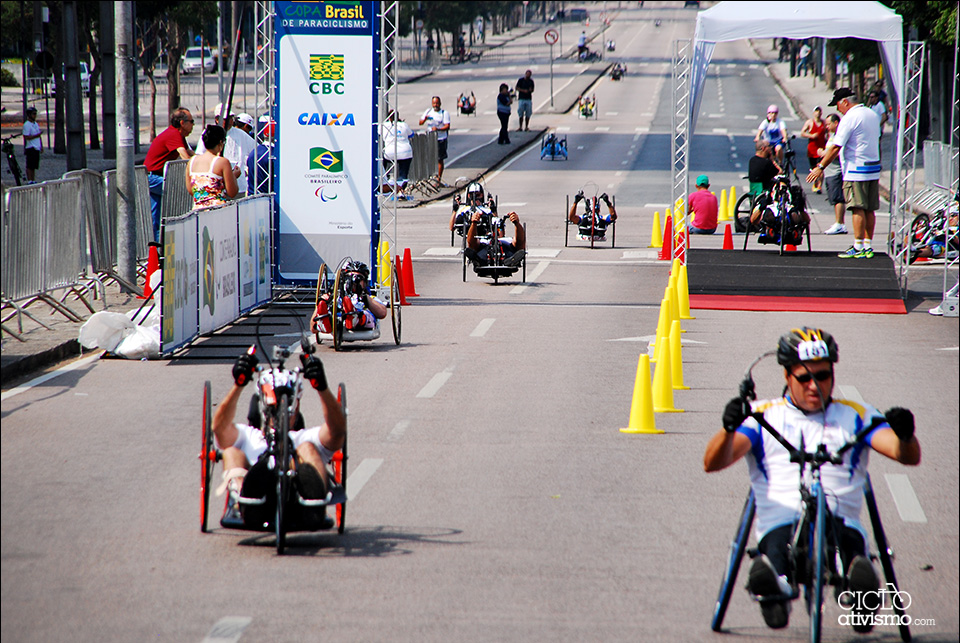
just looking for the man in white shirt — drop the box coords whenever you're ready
[197,103,255,195]
[22,106,42,183]
[806,88,881,259]
[419,96,450,185]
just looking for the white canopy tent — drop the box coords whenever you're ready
[689,1,904,133]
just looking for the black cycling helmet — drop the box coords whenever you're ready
[344,260,369,281]
[776,327,838,367]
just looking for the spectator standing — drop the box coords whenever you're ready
[246,116,276,195]
[577,31,588,58]
[688,174,719,234]
[800,106,827,193]
[807,88,881,258]
[866,91,889,149]
[419,96,451,185]
[380,110,415,199]
[22,106,42,183]
[496,83,512,145]
[820,113,847,235]
[797,41,812,76]
[515,70,535,131]
[144,107,195,241]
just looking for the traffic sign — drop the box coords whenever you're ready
[544,29,559,45]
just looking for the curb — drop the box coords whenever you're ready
[1,339,81,386]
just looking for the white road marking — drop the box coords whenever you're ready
[595,126,610,131]
[644,203,668,208]
[605,112,619,116]
[1,353,101,401]
[387,420,410,442]
[470,318,496,337]
[424,247,461,256]
[885,474,928,523]
[712,128,728,134]
[499,202,527,207]
[416,369,453,398]
[347,458,383,501]
[621,250,659,259]
[510,261,550,295]
[202,616,253,643]
[528,248,561,258]
[557,126,571,132]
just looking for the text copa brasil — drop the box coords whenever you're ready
[281,2,368,29]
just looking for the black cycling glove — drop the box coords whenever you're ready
[884,407,915,442]
[574,191,584,204]
[600,193,611,205]
[722,397,749,433]
[232,351,258,387]
[302,357,328,392]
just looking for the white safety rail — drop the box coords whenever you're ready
[377,1,400,299]
[670,38,691,264]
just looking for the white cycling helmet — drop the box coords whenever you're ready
[767,104,779,114]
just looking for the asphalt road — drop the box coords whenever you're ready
[2,4,958,642]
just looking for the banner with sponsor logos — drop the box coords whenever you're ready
[238,196,272,312]
[275,0,380,284]
[199,203,241,334]
[161,214,199,353]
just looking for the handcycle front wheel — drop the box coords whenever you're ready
[711,491,757,631]
[276,393,292,555]
[199,380,216,533]
[809,488,827,643]
[313,263,330,344]
[332,266,345,351]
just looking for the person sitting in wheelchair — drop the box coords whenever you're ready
[458,91,476,114]
[449,181,497,238]
[749,175,809,243]
[311,261,387,335]
[568,191,616,240]
[610,62,626,80]
[578,95,596,116]
[703,328,920,631]
[464,210,526,268]
[215,351,346,530]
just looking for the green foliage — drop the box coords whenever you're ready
[832,38,882,76]
[0,1,32,57]
[0,67,19,87]
[884,1,957,51]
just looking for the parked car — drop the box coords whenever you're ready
[181,47,217,74]
[49,61,91,96]
[550,8,590,23]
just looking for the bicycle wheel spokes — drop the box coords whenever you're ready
[712,491,756,631]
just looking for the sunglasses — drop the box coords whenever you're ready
[790,370,833,384]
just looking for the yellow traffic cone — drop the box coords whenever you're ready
[651,298,669,363]
[718,189,728,223]
[649,211,663,248]
[728,185,737,221]
[665,285,681,334]
[653,331,683,413]
[378,240,392,288]
[670,320,690,390]
[677,263,695,320]
[620,354,663,434]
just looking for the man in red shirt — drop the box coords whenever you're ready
[144,107,194,240]
[688,174,719,234]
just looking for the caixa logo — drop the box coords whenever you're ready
[297,113,356,126]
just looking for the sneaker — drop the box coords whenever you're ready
[847,556,880,633]
[838,246,860,258]
[929,304,944,316]
[504,249,526,267]
[857,247,875,259]
[748,556,791,629]
[824,223,848,235]
[220,487,244,528]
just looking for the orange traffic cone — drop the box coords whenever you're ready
[722,223,734,250]
[784,243,797,252]
[401,247,419,297]
[395,256,409,306]
[139,242,160,299]
[620,354,663,434]
[658,216,674,261]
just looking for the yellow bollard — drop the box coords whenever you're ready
[670,320,690,390]
[620,354,663,434]
[378,240,392,287]
[649,211,663,248]
[728,185,737,221]
[718,189,728,223]
[653,330,683,413]
[677,263,695,320]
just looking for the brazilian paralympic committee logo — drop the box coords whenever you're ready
[315,187,338,202]
[838,584,935,629]
[308,54,345,96]
[310,147,343,172]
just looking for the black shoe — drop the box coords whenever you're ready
[749,556,790,629]
[296,462,328,500]
[220,490,244,528]
[847,556,880,633]
[504,249,525,267]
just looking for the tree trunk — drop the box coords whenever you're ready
[147,72,157,140]
[166,21,181,116]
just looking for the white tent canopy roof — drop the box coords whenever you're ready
[689,1,904,132]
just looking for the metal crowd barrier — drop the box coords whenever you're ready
[916,141,956,214]
[2,178,89,335]
[161,158,193,223]
[409,131,439,195]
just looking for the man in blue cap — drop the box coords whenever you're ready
[688,174,719,234]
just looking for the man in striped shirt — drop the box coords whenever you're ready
[806,88,882,258]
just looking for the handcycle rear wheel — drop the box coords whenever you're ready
[334,383,348,533]
[332,266,345,351]
[313,263,329,344]
[390,261,402,345]
[711,491,756,631]
[863,474,912,642]
[276,394,292,555]
[199,380,215,533]
[734,193,755,233]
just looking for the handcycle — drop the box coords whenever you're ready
[610,62,627,80]
[565,186,616,249]
[311,257,401,351]
[901,204,958,264]
[199,337,348,555]
[460,208,527,284]
[457,91,477,117]
[711,353,912,643]
[742,173,811,255]
[2,133,24,186]
[736,137,806,233]
[450,179,499,246]
[578,94,598,119]
[540,132,568,161]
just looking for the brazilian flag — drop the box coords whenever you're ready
[310,147,343,172]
